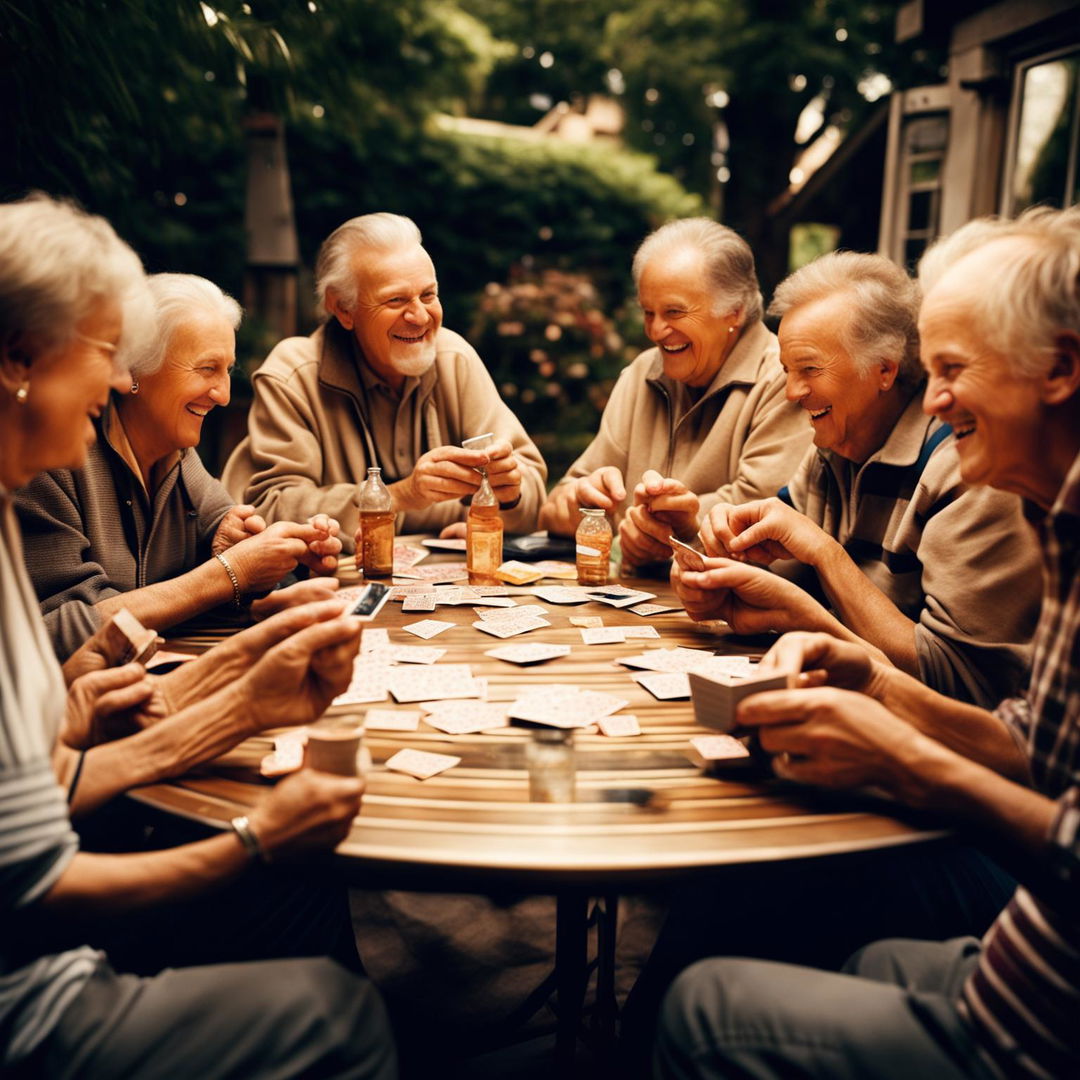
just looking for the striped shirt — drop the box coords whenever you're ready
[959,449,1080,1079]
[778,392,1041,706]
[0,489,102,1066]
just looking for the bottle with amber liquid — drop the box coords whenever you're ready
[576,507,612,586]
[467,469,503,585]
[357,466,394,578]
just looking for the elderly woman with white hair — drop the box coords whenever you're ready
[672,251,1042,706]
[539,217,810,563]
[16,272,342,659]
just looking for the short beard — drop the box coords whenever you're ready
[388,340,437,377]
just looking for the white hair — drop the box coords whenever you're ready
[918,204,1080,379]
[0,192,153,370]
[768,251,923,384]
[128,273,242,377]
[315,212,423,319]
[632,217,764,324]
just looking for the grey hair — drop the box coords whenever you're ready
[128,273,242,378]
[768,251,923,384]
[0,192,153,370]
[315,212,423,318]
[918,204,1080,379]
[632,217,764,324]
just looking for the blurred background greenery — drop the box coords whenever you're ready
[0,0,940,476]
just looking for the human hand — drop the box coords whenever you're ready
[297,513,341,576]
[157,598,350,714]
[620,470,701,564]
[671,556,831,636]
[439,521,467,540]
[619,505,676,566]
[757,631,890,698]
[734,686,937,804]
[250,578,342,621]
[483,439,522,506]
[574,466,626,514]
[701,498,827,566]
[242,613,362,732]
[63,662,167,750]
[537,482,581,537]
[247,767,364,861]
[224,520,325,593]
[394,445,488,510]
[212,504,267,556]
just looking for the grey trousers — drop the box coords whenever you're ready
[22,956,397,1080]
[654,937,1001,1080]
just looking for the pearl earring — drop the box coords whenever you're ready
[130,380,139,395]
[15,382,28,404]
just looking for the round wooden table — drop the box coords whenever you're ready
[131,558,947,1066]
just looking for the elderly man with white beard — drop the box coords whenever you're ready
[224,213,547,545]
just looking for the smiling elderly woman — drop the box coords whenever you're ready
[674,250,1042,706]
[15,272,342,659]
[538,218,810,563]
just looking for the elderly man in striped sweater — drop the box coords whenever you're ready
[655,206,1080,1079]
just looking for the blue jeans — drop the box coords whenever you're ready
[655,937,998,1079]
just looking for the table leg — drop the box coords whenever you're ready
[555,889,589,1068]
[593,892,620,1053]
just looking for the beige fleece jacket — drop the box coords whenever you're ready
[223,321,547,543]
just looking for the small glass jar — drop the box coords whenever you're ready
[576,507,612,586]
[526,728,576,803]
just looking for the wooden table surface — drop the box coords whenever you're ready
[131,553,946,890]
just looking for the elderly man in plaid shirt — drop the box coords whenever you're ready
[654,205,1080,1080]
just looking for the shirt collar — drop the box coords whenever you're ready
[102,399,181,496]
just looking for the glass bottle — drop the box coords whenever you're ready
[526,728,576,802]
[467,469,503,585]
[576,507,612,586]
[357,466,394,578]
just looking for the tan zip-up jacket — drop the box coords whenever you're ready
[223,321,547,542]
[553,320,812,523]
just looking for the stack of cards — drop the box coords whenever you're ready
[688,669,791,733]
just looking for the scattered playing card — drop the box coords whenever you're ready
[385,748,461,779]
[585,586,657,608]
[632,671,691,700]
[530,560,579,580]
[598,714,642,737]
[580,626,628,645]
[261,729,307,777]
[510,685,628,724]
[470,596,518,609]
[333,658,392,704]
[483,642,572,665]
[392,543,429,570]
[402,619,455,640]
[360,627,391,653]
[619,647,718,673]
[688,734,751,762]
[495,561,545,584]
[401,593,438,613]
[387,665,481,703]
[474,585,511,596]
[394,562,469,583]
[471,616,550,638]
[623,625,661,639]
[569,615,604,628]
[424,704,509,734]
[532,586,593,605]
[477,604,547,621]
[629,603,681,617]
[389,646,446,665]
[421,537,467,551]
[363,709,422,731]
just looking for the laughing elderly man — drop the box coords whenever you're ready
[223,213,547,545]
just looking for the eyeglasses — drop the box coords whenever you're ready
[75,331,126,377]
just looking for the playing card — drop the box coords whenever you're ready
[532,586,593,605]
[385,748,461,779]
[423,704,510,734]
[360,627,391,653]
[421,537,467,551]
[402,619,455,640]
[530,560,579,580]
[688,734,751,762]
[668,536,707,572]
[387,665,481,703]
[477,604,547,621]
[510,685,628,724]
[585,587,657,608]
[363,709,422,732]
[388,646,446,665]
[394,562,469,583]
[628,603,681,617]
[392,543,429,570]
[598,714,642,737]
[471,616,550,638]
[495,561,546,584]
[580,626,628,645]
[632,671,691,700]
[619,647,718,673]
[260,729,307,777]
[401,593,438,613]
[333,658,392,705]
[483,643,572,665]
[569,615,604,628]
[688,669,790,733]
[623,625,661,639]
[470,596,518,609]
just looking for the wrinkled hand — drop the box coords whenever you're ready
[439,521,467,540]
[248,767,364,861]
[574,466,626,514]
[62,618,146,687]
[250,578,342,621]
[297,513,342,576]
[701,498,827,566]
[212,504,266,556]
[758,631,889,697]
[63,663,168,750]
[395,446,488,510]
[620,470,700,565]
[734,686,933,802]
[157,599,351,714]
[242,614,362,732]
[671,556,830,636]
[482,439,522,506]
[224,520,325,593]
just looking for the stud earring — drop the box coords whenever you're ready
[15,382,29,404]
[130,380,139,395]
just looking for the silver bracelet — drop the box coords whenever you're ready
[214,551,243,608]
[230,815,267,862]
